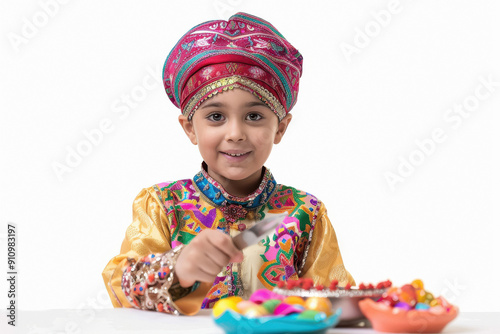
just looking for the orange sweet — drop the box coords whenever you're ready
[283,296,305,306]
[304,297,332,316]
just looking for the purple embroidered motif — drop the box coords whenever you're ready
[285,265,295,278]
[193,208,217,228]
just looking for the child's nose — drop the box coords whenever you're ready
[225,119,246,142]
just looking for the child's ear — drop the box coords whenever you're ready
[274,113,292,144]
[178,115,198,145]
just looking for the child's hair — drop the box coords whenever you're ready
[162,12,303,122]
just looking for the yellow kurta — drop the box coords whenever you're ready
[102,166,355,315]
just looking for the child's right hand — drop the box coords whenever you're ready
[174,229,244,288]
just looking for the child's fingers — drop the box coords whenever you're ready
[201,246,231,268]
[208,230,244,263]
[230,251,244,263]
[199,250,230,274]
[195,268,218,283]
[176,248,221,284]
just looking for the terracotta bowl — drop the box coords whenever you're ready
[358,298,459,333]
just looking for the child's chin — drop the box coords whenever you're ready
[221,167,259,180]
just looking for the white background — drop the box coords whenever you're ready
[1,0,499,314]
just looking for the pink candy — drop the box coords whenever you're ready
[273,303,303,316]
[249,289,285,304]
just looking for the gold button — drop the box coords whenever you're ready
[246,211,255,220]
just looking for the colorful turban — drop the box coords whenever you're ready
[163,12,303,121]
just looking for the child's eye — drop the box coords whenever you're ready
[207,113,224,122]
[246,113,263,121]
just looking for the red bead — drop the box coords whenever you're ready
[296,278,304,288]
[157,303,164,312]
[315,284,324,291]
[384,280,393,288]
[238,223,246,231]
[301,278,313,287]
[345,283,351,290]
[368,283,374,289]
[286,280,297,290]
[377,296,396,307]
[148,273,155,283]
[359,283,366,290]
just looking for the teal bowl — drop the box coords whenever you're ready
[213,308,342,334]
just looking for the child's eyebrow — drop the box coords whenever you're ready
[200,101,268,109]
[243,101,268,108]
[200,102,225,109]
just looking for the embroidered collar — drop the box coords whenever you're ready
[193,161,276,209]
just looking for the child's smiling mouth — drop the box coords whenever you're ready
[220,150,252,160]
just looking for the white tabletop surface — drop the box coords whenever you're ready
[5,309,499,334]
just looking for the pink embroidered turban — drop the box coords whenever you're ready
[163,12,303,121]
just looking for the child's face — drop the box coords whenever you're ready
[179,88,292,183]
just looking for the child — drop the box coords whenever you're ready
[102,12,355,316]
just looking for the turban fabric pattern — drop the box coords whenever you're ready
[163,12,303,121]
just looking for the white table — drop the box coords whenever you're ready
[6,309,499,334]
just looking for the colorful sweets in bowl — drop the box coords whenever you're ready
[359,279,459,333]
[213,289,334,319]
[273,278,391,326]
[212,289,342,334]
